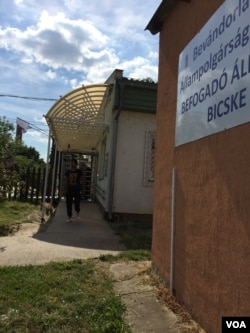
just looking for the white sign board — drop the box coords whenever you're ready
[176,0,250,146]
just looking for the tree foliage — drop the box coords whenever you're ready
[141,77,156,83]
[0,116,45,198]
[0,116,18,198]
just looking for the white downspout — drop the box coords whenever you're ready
[170,168,176,294]
[50,146,57,207]
[60,152,65,199]
[56,151,62,199]
[41,128,51,222]
[108,81,124,220]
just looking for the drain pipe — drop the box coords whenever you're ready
[56,151,62,201]
[50,146,58,208]
[59,152,65,199]
[41,128,51,222]
[108,81,124,220]
[170,168,176,294]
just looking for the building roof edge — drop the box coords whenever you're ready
[145,0,191,35]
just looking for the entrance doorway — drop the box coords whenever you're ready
[61,153,98,202]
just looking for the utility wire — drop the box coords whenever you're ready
[17,117,49,136]
[5,117,48,127]
[28,124,49,136]
[1,95,56,136]
[0,94,58,101]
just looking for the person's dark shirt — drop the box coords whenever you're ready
[65,169,82,190]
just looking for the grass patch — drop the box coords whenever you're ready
[100,249,151,263]
[0,200,41,235]
[0,259,131,333]
[119,234,152,251]
[0,200,40,226]
[0,205,152,331]
[100,218,152,263]
[111,219,152,252]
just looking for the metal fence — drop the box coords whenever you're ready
[5,166,47,204]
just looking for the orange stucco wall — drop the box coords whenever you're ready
[152,0,250,332]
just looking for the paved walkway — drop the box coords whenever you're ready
[0,201,125,266]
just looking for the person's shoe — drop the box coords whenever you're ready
[66,217,72,223]
[76,213,80,220]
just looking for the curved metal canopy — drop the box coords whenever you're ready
[45,84,111,153]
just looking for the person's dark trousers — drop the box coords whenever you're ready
[66,189,80,218]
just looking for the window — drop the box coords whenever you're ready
[143,130,155,186]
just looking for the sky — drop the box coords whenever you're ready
[0,0,160,161]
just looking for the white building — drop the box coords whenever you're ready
[45,70,157,220]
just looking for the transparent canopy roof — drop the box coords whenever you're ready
[45,84,110,153]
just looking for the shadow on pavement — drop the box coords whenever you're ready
[33,201,125,252]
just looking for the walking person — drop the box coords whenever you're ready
[63,159,84,222]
